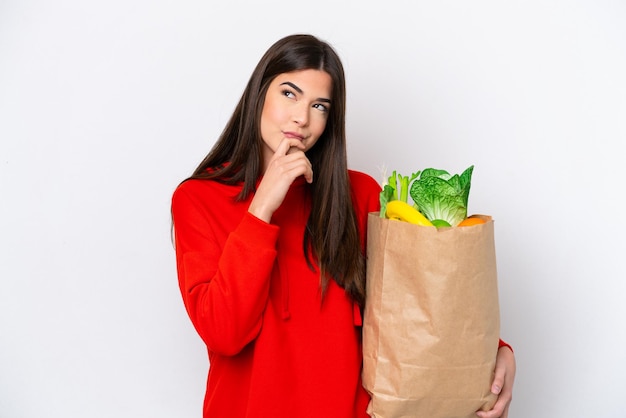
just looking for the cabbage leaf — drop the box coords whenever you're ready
[409,165,474,227]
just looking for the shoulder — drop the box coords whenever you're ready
[172,178,242,212]
[175,176,241,196]
[348,170,381,194]
[348,169,381,214]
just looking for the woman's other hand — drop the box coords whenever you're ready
[476,346,516,418]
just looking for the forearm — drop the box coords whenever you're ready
[182,214,278,354]
[173,187,280,355]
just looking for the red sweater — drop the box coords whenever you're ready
[172,169,511,417]
[171,170,381,418]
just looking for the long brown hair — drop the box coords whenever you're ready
[187,34,365,307]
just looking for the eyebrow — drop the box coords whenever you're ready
[280,81,331,104]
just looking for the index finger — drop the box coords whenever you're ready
[276,137,306,156]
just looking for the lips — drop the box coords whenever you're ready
[283,131,305,140]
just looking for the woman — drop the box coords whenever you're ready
[171,33,515,418]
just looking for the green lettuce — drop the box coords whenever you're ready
[409,165,474,227]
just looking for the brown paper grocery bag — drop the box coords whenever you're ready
[362,213,500,418]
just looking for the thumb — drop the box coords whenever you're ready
[491,367,505,395]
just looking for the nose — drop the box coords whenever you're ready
[292,102,309,126]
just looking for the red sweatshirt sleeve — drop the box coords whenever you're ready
[172,184,279,356]
[498,339,513,352]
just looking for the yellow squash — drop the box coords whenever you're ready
[385,200,433,226]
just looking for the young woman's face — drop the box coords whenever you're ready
[260,69,332,169]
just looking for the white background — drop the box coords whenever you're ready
[1,0,625,417]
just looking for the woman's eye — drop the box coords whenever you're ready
[282,89,295,98]
[313,103,329,113]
